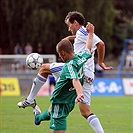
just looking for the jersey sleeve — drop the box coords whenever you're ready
[76,50,92,61]
[75,32,103,52]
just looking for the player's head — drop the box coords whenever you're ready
[56,40,74,62]
[65,11,85,35]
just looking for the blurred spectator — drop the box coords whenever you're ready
[24,42,33,54]
[14,42,23,54]
[125,41,133,70]
[37,42,43,54]
[12,43,25,72]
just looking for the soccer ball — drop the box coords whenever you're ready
[26,53,43,70]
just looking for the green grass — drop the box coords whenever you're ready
[0,96,132,133]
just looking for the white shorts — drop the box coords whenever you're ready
[50,62,64,81]
[82,68,94,105]
[50,62,94,105]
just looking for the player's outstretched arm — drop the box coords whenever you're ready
[86,22,94,50]
[97,41,113,70]
[62,35,76,41]
[86,23,112,70]
[72,78,84,103]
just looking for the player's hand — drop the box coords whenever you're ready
[75,93,84,103]
[86,22,94,33]
[62,35,76,41]
[99,62,113,70]
[62,36,70,41]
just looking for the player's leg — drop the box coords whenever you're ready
[78,71,104,133]
[17,62,64,108]
[50,104,73,133]
[26,63,51,101]
[28,62,63,102]
[34,105,51,125]
[17,63,51,108]
[33,105,42,125]
[78,102,104,133]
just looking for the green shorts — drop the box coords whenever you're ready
[50,103,75,130]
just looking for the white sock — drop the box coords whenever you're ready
[87,114,104,133]
[27,74,47,102]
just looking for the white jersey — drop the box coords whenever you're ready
[74,26,102,72]
[50,26,102,105]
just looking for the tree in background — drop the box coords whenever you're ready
[82,0,115,54]
[1,0,133,58]
[112,0,133,56]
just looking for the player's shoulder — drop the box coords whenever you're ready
[66,57,78,67]
[77,26,101,39]
[77,26,88,36]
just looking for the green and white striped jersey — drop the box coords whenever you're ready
[50,49,92,104]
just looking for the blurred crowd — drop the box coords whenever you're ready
[11,42,44,72]
[13,42,44,55]
[0,40,133,75]
[124,41,133,70]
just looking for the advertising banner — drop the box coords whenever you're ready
[37,80,54,96]
[0,77,20,96]
[122,78,133,95]
[92,78,124,96]
[38,78,124,96]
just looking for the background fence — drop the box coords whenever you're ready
[0,54,133,96]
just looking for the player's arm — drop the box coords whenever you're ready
[85,22,94,50]
[72,78,84,102]
[86,22,112,70]
[97,41,113,70]
[62,35,76,41]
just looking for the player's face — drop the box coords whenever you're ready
[66,19,77,35]
[56,47,65,62]
[57,51,66,62]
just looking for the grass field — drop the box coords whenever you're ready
[0,96,132,133]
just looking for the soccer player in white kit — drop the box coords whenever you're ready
[18,11,112,133]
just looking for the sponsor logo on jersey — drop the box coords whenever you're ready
[69,87,75,91]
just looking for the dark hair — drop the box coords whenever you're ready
[56,40,73,53]
[65,11,85,25]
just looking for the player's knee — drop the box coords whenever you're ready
[80,111,89,119]
[80,109,92,119]
[38,64,51,77]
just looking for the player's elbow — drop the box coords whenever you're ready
[97,41,105,48]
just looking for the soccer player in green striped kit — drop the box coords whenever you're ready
[34,23,94,133]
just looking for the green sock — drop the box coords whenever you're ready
[36,109,50,122]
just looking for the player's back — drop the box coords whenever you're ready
[50,50,92,104]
